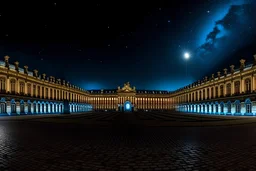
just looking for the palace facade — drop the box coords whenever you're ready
[89,82,172,112]
[172,54,256,116]
[0,56,93,115]
[0,55,173,115]
[2,54,256,116]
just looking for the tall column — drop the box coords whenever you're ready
[241,78,245,93]
[252,74,255,92]
[6,78,10,92]
[17,80,20,93]
[231,81,234,94]
[223,83,226,96]
[25,82,28,94]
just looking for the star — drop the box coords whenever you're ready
[5,34,8,37]
[108,44,110,47]
[41,58,43,61]
[100,61,102,63]
[54,2,57,6]
[108,25,110,29]
[168,20,170,23]
[125,46,128,48]
[207,10,210,13]
[159,8,161,11]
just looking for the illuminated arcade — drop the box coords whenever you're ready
[174,54,256,116]
[2,54,256,116]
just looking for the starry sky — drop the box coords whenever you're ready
[1,0,256,91]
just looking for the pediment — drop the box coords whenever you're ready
[117,82,136,93]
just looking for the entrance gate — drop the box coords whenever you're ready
[119,101,133,112]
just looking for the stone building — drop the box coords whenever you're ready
[0,56,173,115]
[90,82,172,112]
[172,54,256,116]
[0,56,92,115]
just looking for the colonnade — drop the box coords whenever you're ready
[90,96,172,111]
[177,98,254,116]
[0,98,92,115]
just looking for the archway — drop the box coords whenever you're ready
[123,101,133,112]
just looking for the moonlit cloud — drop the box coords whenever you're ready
[197,3,256,59]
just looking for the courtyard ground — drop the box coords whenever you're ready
[0,111,255,170]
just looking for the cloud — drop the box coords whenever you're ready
[197,3,256,58]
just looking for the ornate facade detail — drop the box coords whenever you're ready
[240,59,245,71]
[24,66,28,74]
[117,82,136,93]
[172,54,256,116]
[14,61,19,72]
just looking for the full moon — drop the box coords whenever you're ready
[184,52,190,59]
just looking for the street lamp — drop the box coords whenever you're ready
[184,52,190,77]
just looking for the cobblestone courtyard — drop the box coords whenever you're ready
[0,111,256,170]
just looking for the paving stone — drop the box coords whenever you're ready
[0,111,255,170]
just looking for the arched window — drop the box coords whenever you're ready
[33,85,36,96]
[220,102,224,113]
[20,101,24,113]
[28,102,31,113]
[245,79,251,93]
[42,103,45,113]
[215,104,218,113]
[57,90,59,100]
[10,79,16,92]
[46,88,48,99]
[27,84,31,95]
[37,103,40,113]
[0,78,6,91]
[33,103,36,113]
[226,83,231,96]
[0,103,6,114]
[235,101,241,113]
[220,85,224,97]
[46,103,49,113]
[37,86,40,97]
[235,81,240,94]
[215,87,218,98]
[245,98,252,114]
[11,100,16,113]
[20,82,25,94]
[227,101,231,113]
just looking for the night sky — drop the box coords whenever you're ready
[1,0,256,91]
